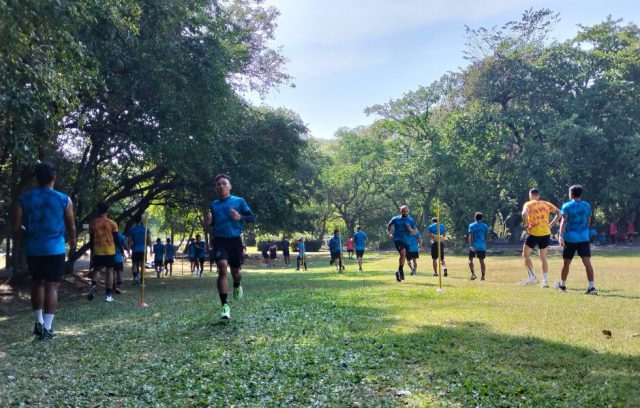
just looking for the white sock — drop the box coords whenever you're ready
[34,309,44,324]
[588,281,595,289]
[529,268,536,278]
[560,280,566,286]
[543,272,548,281]
[43,314,54,331]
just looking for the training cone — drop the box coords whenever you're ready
[436,287,444,293]
[136,301,149,308]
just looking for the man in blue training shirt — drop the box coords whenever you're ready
[14,161,76,340]
[295,238,307,271]
[164,238,175,276]
[205,174,254,320]
[328,229,345,272]
[186,237,197,274]
[352,226,367,271]
[128,214,150,285]
[387,205,418,282]
[153,238,164,278]
[195,234,206,277]
[555,185,598,295]
[406,231,423,276]
[468,212,489,281]
[428,217,448,278]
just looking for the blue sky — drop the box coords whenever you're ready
[248,0,639,139]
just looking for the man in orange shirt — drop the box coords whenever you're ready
[88,202,119,302]
[521,188,561,287]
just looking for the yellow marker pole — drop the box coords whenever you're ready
[137,213,149,307]
[437,205,443,292]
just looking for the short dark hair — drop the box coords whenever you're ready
[529,188,540,196]
[134,214,142,223]
[196,234,201,239]
[97,202,109,215]
[357,226,362,230]
[156,238,161,243]
[333,229,339,235]
[475,212,483,221]
[35,161,56,186]
[166,238,171,242]
[431,217,437,223]
[215,174,230,183]
[569,185,583,198]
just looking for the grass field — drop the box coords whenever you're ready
[1,250,639,407]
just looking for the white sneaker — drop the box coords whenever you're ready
[541,280,549,288]
[105,295,114,302]
[521,277,537,286]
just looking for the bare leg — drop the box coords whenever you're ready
[479,259,486,278]
[523,244,534,275]
[44,282,59,314]
[539,247,549,275]
[31,279,45,311]
[105,267,114,292]
[561,259,572,281]
[217,260,229,300]
[432,259,438,274]
[468,258,475,275]
[581,256,595,282]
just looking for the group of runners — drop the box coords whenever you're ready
[15,160,600,340]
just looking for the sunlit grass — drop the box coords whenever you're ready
[1,251,638,406]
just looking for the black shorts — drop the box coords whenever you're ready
[469,249,486,260]
[394,240,407,253]
[209,251,216,265]
[525,234,551,249]
[347,249,354,253]
[93,254,115,268]
[330,251,341,262]
[114,262,124,272]
[132,252,145,263]
[269,252,277,260]
[261,251,269,259]
[563,241,591,259]
[283,250,290,257]
[431,242,445,260]
[407,251,419,260]
[212,237,244,268]
[198,257,205,264]
[356,249,364,257]
[165,259,174,265]
[27,254,65,283]
[154,260,163,267]
[189,256,195,262]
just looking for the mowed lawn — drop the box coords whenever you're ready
[1,250,639,407]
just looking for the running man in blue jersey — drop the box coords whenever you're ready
[186,237,197,274]
[113,230,127,293]
[428,218,448,278]
[352,226,367,271]
[153,238,164,278]
[295,238,307,271]
[205,174,254,320]
[14,162,77,340]
[328,229,345,272]
[468,212,489,281]
[164,238,175,276]
[387,205,418,282]
[406,231,423,276]
[128,214,150,285]
[555,185,598,295]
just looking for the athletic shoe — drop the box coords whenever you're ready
[433,272,439,277]
[105,295,114,302]
[87,284,97,301]
[33,322,43,338]
[554,281,567,292]
[521,277,538,286]
[395,271,401,282]
[233,285,244,301]
[585,287,598,295]
[410,268,416,276]
[42,328,56,340]
[399,270,405,280]
[541,280,549,288]
[359,267,362,271]
[470,274,477,281]
[443,268,448,277]
[481,276,485,281]
[220,303,231,320]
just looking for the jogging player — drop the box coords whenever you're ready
[428,218,448,277]
[206,174,254,320]
[387,205,418,282]
[521,188,560,287]
[282,237,291,265]
[128,215,150,285]
[555,185,598,294]
[186,237,197,274]
[113,229,127,293]
[353,226,367,271]
[296,238,307,271]
[88,203,119,302]
[15,162,76,340]
[347,237,354,259]
[164,238,174,276]
[195,234,206,277]
[468,212,489,281]
[406,231,423,276]
[153,238,164,278]
[328,229,345,272]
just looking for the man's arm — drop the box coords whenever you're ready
[558,214,568,246]
[549,208,561,228]
[387,221,393,239]
[12,202,23,235]
[521,207,529,232]
[468,231,474,250]
[64,198,77,250]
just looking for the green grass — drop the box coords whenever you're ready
[1,251,639,407]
